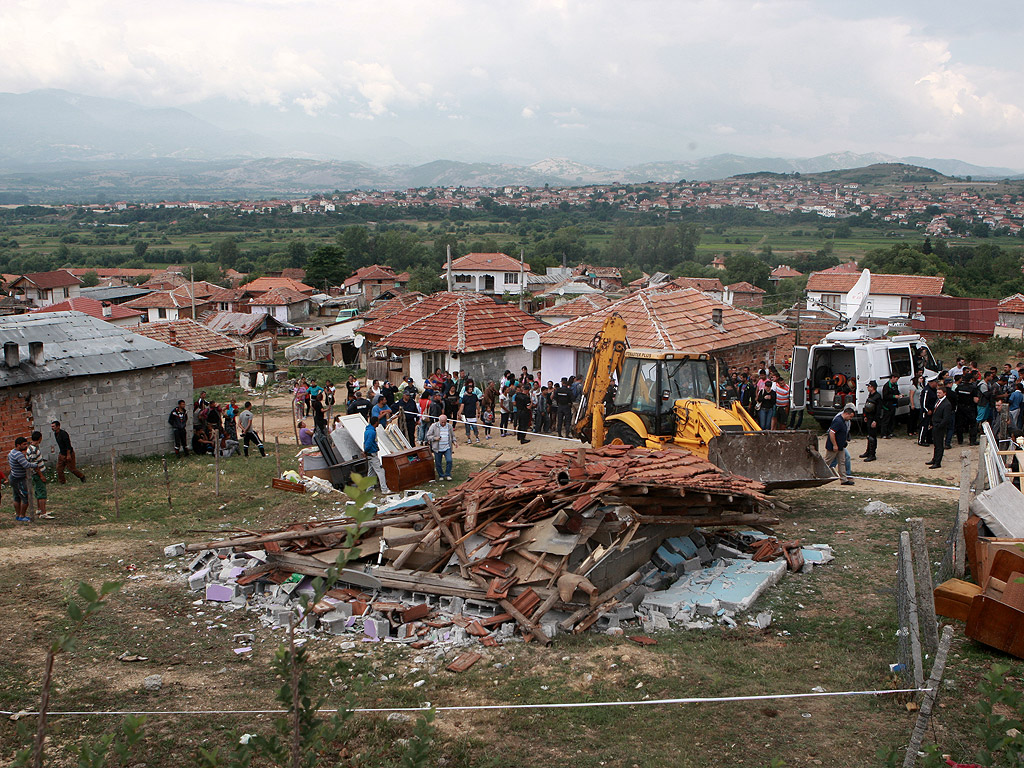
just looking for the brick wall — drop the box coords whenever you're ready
[0,363,193,465]
[716,335,790,372]
[191,351,236,388]
[0,390,36,453]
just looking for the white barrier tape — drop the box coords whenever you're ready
[853,476,959,491]
[3,687,929,718]
[410,414,584,444]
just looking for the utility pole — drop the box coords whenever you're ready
[190,265,196,320]
[446,244,453,292]
[519,248,525,312]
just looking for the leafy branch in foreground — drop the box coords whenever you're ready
[13,580,123,768]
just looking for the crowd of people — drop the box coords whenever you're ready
[170,392,266,459]
[292,368,586,492]
[7,421,86,522]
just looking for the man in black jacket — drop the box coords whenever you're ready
[880,373,900,438]
[954,373,980,446]
[860,380,882,462]
[927,386,954,468]
[554,379,573,438]
[50,420,87,483]
[168,400,189,457]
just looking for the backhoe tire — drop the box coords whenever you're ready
[605,421,646,447]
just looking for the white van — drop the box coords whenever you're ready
[792,327,939,427]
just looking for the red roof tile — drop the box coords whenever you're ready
[29,297,142,321]
[668,277,724,292]
[726,281,766,294]
[133,319,240,353]
[815,261,861,274]
[359,292,547,353]
[344,264,399,287]
[11,269,82,290]
[451,252,529,272]
[535,294,612,318]
[245,276,315,295]
[123,283,218,309]
[769,265,803,279]
[249,287,309,306]
[360,292,426,321]
[806,272,944,296]
[539,288,786,352]
[999,294,1024,314]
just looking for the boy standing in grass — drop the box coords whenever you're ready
[25,431,52,519]
[8,436,32,522]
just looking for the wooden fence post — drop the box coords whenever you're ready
[214,429,220,496]
[955,451,971,578]
[110,447,120,520]
[275,436,281,479]
[908,518,939,660]
[899,530,924,689]
[903,625,954,768]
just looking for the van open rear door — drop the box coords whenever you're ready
[791,346,809,410]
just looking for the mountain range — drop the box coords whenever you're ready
[0,89,1021,202]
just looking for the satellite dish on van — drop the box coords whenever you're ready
[353,334,364,349]
[846,269,871,326]
[522,330,541,352]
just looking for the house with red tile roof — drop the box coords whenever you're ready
[448,252,531,296]
[203,311,287,361]
[805,270,944,320]
[539,288,788,383]
[343,264,409,304]
[710,256,726,271]
[998,294,1024,329]
[768,265,803,284]
[30,297,143,327]
[724,281,766,308]
[666,276,725,301]
[244,276,315,296]
[8,270,82,307]
[122,283,220,322]
[133,319,241,388]
[359,291,426,322]
[358,292,547,384]
[249,286,311,324]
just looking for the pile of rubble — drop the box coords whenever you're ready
[169,446,833,651]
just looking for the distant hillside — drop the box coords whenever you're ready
[0,89,1020,200]
[732,163,952,186]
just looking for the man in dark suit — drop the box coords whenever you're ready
[928,385,954,468]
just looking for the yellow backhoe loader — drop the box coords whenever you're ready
[574,314,834,490]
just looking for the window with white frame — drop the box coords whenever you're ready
[504,272,519,284]
[454,274,472,284]
[820,293,841,311]
[900,296,911,314]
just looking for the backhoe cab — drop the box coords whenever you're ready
[574,314,834,490]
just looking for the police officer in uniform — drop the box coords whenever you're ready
[860,380,882,462]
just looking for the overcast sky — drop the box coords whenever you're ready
[3,0,1023,167]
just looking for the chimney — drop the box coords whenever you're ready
[102,302,112,318]
[169,327,177,345]
[28,341,44,366]
[711,307,724,327]
[4,341,19,368]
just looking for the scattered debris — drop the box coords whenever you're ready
[117,652,149,663]
[142,674,163,692]
[863,500,898,516]
[172,446,833,650]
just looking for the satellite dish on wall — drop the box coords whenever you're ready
[522,330,541,352]
[353,334,365,348]
[846,269,871,326]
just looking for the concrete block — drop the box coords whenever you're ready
[321,612,350,635]
[683,557,702,573]
[666,536,698,559]
[688,531,706,548]
[541,621,560,638]
[439,595,465,614]
[363,618,390,640]
[652,545,685,573]
[164,542,186,558]
[713,543,747,561]
[696,546,714,565]
[188,567,210,591]
[464,599,499,617]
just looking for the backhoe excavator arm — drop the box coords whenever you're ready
[573,313,628,446]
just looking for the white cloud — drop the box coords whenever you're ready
[0,0,1021,165]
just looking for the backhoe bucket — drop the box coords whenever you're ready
[707,430,835,490]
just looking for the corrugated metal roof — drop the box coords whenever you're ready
[0,311,201,388]
[81,286,153,302]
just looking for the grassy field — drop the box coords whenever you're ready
[0,431,1016,767]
